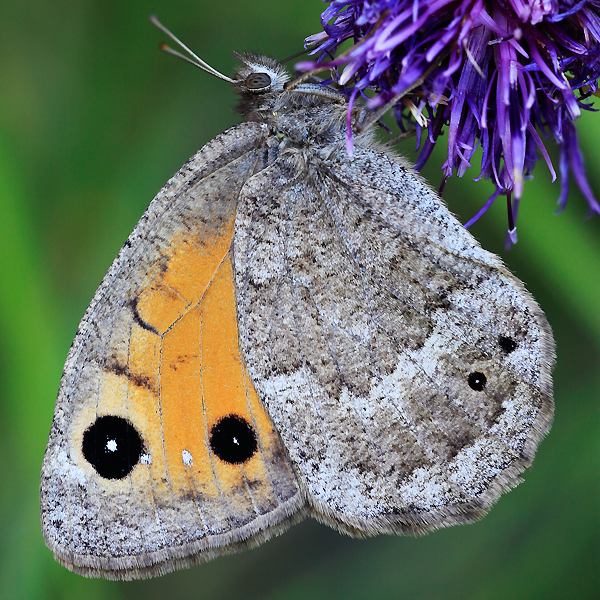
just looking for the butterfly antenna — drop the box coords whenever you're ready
[280,48,310,64]
[150,15,238,83]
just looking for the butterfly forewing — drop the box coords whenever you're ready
[41,124,304,579]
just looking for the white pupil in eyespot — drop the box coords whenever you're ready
[106,439,117,453]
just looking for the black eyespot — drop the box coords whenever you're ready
[245,72,271,90]
[82,416,143,480]
[210,415,258,464]
[499,335,517,354]
[468,372,487,391]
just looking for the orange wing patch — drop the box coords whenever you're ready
[158,303,210,499]
[136,217,236,335]
[115,218,291,514]
[69,205,299,536]
[199,257,275,496]
[160,255,281,506]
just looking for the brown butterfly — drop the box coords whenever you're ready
[40,18,554,580]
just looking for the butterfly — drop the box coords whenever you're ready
[40,19,554,580]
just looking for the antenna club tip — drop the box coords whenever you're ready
[159,42,169,52]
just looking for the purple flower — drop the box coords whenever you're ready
[302,0,600,243]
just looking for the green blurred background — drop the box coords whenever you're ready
[0,1,598,598]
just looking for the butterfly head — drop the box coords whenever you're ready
[230,52,349,127]
[151,16,348,131]
[231,52,290,94]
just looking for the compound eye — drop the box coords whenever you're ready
[245,72,271,90]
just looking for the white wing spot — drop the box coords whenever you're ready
[106,439,117,453]
[140,454,152,465]
[182,450,193,466]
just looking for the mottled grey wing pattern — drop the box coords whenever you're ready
[233,147,554,534]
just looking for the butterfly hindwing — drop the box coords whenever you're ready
[41,123,304,580]
[233,149,553,534]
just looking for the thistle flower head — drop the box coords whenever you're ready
[302,0,600,243]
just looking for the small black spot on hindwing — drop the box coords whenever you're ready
[468,372,487,391]
[82,416,143,479]
[210,415,258,464]
[499,335,517,354]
